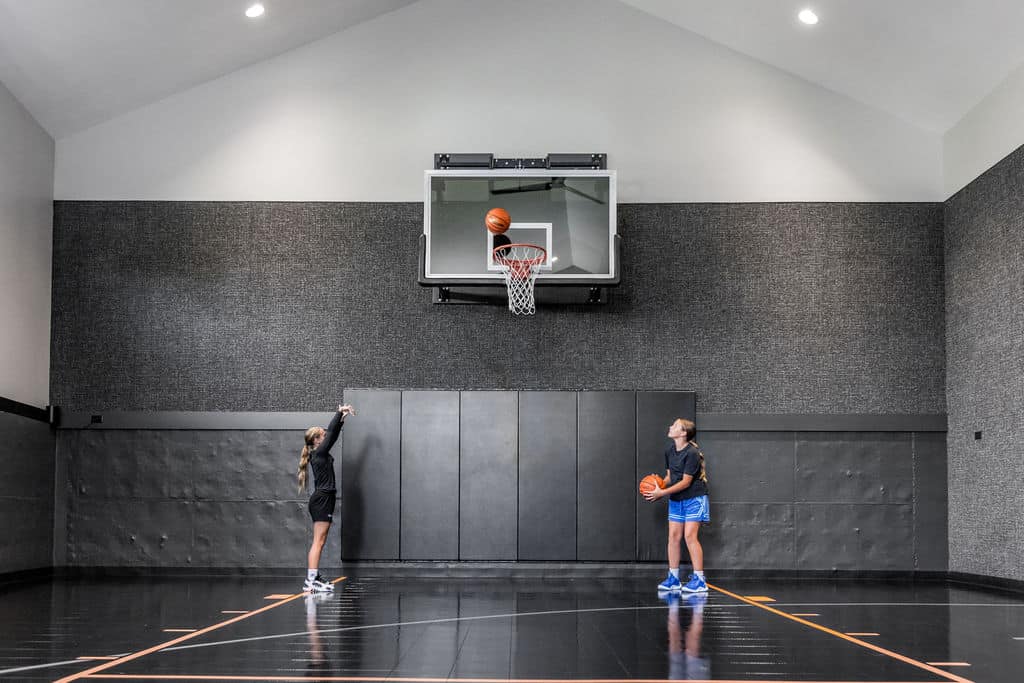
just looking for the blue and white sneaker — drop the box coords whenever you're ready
[657,573,682,592]
[680,574,708,593]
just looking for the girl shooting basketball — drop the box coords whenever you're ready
[643,418,709,593]
[298,403,355,592]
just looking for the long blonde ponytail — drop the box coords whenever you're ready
[298,427,321,494]
[676,418,708,484]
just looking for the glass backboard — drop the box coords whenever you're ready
[422,169,617,283]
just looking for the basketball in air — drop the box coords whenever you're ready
[485,208,512,235]
[638,474,665,496]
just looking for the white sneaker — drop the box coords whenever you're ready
[303,575,334,593]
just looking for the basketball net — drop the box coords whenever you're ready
[493,243,547,316]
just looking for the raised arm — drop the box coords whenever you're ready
[316,404,353,454]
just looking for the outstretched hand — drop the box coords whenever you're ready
[338,404,356,417]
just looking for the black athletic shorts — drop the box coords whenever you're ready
[308,491,336,523]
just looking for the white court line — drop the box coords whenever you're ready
[0,653,130,676]
[164,605,677,652]
[763,602,1024,607]
[164,601,1024,653]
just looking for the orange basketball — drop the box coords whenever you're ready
[485,207,511,234]
[639,474,666,496]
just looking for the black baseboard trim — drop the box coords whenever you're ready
[37,564,950,581]
[0,396,49,423]
[14,566,1020,595]
[947,571,1024,595]
[0,566,55,590]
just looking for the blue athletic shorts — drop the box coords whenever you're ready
[668,495,710,523]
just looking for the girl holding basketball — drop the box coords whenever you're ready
[298,403,355,592]
[643,418,709,593]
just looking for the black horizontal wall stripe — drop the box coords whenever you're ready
[0,396,49,423]
[55,409,946,432]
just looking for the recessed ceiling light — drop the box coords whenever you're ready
[245,3,265,18]
[798,9,819,25]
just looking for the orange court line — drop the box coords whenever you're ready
[263,594,293,599]
[83,677,958,682]
[743,595,776,602]
[708,582,974,683]
[54,576,346,683]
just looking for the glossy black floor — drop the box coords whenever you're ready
[2,572,1023,682]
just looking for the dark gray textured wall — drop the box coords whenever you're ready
[945,143,1024,582]
[50,201,945,414]
[49,200,948,570]
[0,412,54,573]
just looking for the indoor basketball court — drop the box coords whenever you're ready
[2,2,1024,683]
[4,573,1024,681]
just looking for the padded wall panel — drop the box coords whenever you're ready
[192,500,331,567]
[577,391,635,561]
[0,412,54,573]
[67,499,194,566]
[460,392,517,560]
[794,503,914,570]
[65,430,193,500]
[635,392,696,561]
[341,390,401,559]
[795,432,914,504]
[913,431,948,571]
[518,392,576,560]
[696,432,794,503]
[704,503,795,569]
[401,391,459,560]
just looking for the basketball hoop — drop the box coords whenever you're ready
[492,243,547,315]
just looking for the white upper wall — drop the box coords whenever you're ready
[0,79,54,406]
[55,0,942,203]
[944,59,1024,198]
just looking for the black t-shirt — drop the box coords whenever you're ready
[664,442,708,501]
[310,411,344,493]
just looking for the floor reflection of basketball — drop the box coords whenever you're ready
[485,208,511,234]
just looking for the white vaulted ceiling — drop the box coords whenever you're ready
[620,0,1024,133]
[0,0,420,138]
[2,1,1024,139]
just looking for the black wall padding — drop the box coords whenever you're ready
[400,391,459,560]
[341,390,401,559]
[518,391,577,560]
[576,391,636,561]
[340,389,694,562]
[459,392,518,560]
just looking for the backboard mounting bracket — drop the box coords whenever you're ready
[432,285,609,306]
